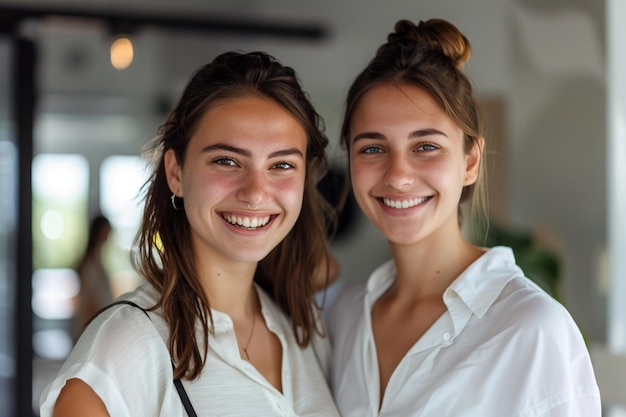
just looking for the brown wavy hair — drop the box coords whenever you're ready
[341,18,487,226]
[133,51,334,380]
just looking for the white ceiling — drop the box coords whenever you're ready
[1,0,509,96]
[0,0,509,157]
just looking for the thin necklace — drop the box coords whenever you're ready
[241,311,256,361]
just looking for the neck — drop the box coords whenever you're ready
[388,228,483,300]
[196,256,259,320]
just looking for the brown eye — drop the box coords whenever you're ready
[214,157,238,166]
[272,161,295,170]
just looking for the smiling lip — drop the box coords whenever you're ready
[381,196,430,209]
[222,213,272,230]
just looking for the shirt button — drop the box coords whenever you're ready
[446,289,458,298]
[442,332,453,345]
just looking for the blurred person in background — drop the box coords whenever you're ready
[72,214,114,341]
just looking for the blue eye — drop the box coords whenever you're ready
[362,145,384,154]
[416,143,438,151]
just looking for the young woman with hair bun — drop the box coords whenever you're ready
[328,18,600,416]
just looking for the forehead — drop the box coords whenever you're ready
[351,83,459,133]
[204,95,292,121]
[190,95,308,151]
[357,83,442,115]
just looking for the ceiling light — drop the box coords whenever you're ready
[110,35,133,70]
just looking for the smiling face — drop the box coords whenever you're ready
[349,83,481,247]
[165,95,307,267]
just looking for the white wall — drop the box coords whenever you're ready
[509,0,607,342]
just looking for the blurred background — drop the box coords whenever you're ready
[0,0,624,415]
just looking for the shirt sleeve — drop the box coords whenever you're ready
[39,305,182,417]
[508,290,602,417]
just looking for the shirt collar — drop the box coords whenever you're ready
[448,246,521,319]
[208,283,279,333]
[363,246,522,336]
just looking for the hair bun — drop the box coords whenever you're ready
[388,19,472,69]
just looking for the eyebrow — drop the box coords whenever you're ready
[352,128,448,142]
[201,143,304,159]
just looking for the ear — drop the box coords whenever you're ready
[463,136,484,186]
[164,149,183,197]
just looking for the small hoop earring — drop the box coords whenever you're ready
[171,194,184,210]
[247,203,258,210]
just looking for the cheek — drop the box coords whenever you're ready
[350,158,367,187]
[349,163,377,212]
[421,157,465,184]
[181,171,238,213]
[275,175,305,211]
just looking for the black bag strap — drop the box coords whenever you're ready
[173,375,197,417]
[101,300,199,417]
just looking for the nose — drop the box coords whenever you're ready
[383,152,414,189]
[238,170,268,208]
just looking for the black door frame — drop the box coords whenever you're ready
[13,35,36,417]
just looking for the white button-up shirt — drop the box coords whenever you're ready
[328,246,601,417]
[40,282,340,417]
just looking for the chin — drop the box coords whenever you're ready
[385,233,422,246]
[231,248,274,264]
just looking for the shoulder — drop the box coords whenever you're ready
[490,275,586,349]
[485,278,600,413]
[39,286,175,416]
[327,260,395,323]
[79,298,168,364]
[461,246,572,331]
[67,283,168,370]
[460,247,588,350]
[500,275,567,321]
[329,279,367,315]
[326,259,394,318]
[326,279,368,340]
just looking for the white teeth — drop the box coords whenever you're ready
[223,214,270,229]
[383,197,428,209]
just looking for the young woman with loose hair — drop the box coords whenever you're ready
[328,19,600,416]
[41,51,340,417]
